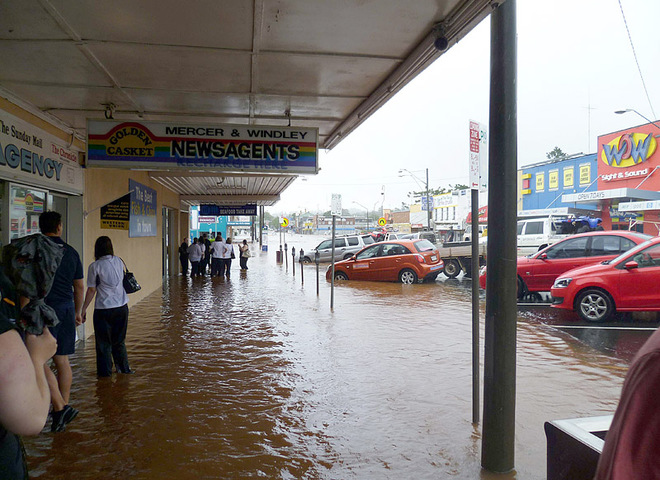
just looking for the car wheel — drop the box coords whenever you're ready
[399,269,418,284]
[334,271,349,281]
[517,277,527,301]
[576,289,614,322]
[303,256,312,264]
[443,259,461,278]
[423,273,439,283]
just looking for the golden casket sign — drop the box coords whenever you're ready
[87,120,319,174]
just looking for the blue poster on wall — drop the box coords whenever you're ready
[129,179,157,237]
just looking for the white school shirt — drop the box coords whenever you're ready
[87,255,128,309]
[222,242,235,259]
[210,240,225,259]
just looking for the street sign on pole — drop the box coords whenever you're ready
[331,194,342,216]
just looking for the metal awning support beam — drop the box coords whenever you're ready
[482,0,518,474]
[180,194,280,204]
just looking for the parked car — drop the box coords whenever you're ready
[551,236,660,322]
[303,234,375,263]
[326,239,444,284]
[479,231,652,299]
[401,231,437,244]
[517,216,573,256]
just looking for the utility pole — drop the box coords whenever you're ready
[426,167,431,231]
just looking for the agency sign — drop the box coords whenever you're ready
[87,120,318,174]
[598,124,660,189]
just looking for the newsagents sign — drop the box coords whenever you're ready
[87,120,318,174]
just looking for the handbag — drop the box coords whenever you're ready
[120,258,141,294]
[230,248,236,259]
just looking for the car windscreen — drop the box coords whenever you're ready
[413,239,435,252]
[362,236,375,245]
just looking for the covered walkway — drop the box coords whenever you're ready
[23,240,627,479]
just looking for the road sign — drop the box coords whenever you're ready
[377,217,386,226]
[281,217,289,227]
[331,194,342,216]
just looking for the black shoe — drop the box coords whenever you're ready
[119,368,136,374]
[51,405,78,432]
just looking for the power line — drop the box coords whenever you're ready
[618,0,656,118]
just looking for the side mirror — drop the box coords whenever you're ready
[539,253,548,260]
[624,261,639,270]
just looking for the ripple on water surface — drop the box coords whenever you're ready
[23,234,635,479]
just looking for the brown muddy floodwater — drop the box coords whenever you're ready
[24,233,640,479]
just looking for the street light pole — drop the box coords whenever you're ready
[615,108,660,131]
[426,167,430,231]
[353,201,369,232]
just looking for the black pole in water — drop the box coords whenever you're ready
[284,243,288,270]
[299,248,304,283]
[315,250,320,296]
[482,0,517,474]
[291,247,296,276]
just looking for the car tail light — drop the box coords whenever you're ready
[415,254,425,263]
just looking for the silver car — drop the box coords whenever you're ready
[303,234,376,263]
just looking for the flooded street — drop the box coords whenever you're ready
[24,234,658,479]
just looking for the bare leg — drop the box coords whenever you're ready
[52,355,73,405]
[45,364,66,411]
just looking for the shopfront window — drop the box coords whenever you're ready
[9,184,46,240]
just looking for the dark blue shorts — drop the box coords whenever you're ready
[48,303,76,355]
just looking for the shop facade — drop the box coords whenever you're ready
[519,121,660,235]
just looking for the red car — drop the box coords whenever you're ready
[478,231,652,299]
[551,236,660,322]
[326,239,444,284]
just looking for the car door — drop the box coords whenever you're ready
[315,239,334,262]
[375,243,411,281]
[350,244,383,280]
[616,243,660,309]
[525,236,590,290]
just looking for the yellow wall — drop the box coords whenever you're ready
[83,169,183,334]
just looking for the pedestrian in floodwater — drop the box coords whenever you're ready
[188,237,203,277]
[178,237,189,276]
[594,326,660,479]
[199,233,211,276]
[222,237,235,279]
[210,234,224,277]
[239,239,250,270]
[41,211,84,432]
[81,236,133,377]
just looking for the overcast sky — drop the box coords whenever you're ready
[268,0,660,217]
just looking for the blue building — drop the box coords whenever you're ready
[520,154,599,215]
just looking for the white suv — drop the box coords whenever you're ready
[304,234,375,262]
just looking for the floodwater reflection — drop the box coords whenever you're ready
[22,234,647,479]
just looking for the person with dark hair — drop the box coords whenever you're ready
[239,239,250,270]
[210,234,224,277]
[222,237,235,279]
[199,233,211,275]
[178,237,189,276]
[81,236,132,377]
[39,211,84,432]
[188,237,203,277]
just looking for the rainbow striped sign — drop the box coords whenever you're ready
[87,120,318,174]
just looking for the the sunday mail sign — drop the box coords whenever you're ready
[87,120,319,174]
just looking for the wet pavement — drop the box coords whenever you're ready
[23,234,659,479]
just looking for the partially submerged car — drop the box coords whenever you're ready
[326,239,444,284]
[551,236,660,322]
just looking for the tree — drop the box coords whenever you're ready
[546,147,567,161]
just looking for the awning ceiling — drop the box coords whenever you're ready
[0,0,493,207]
